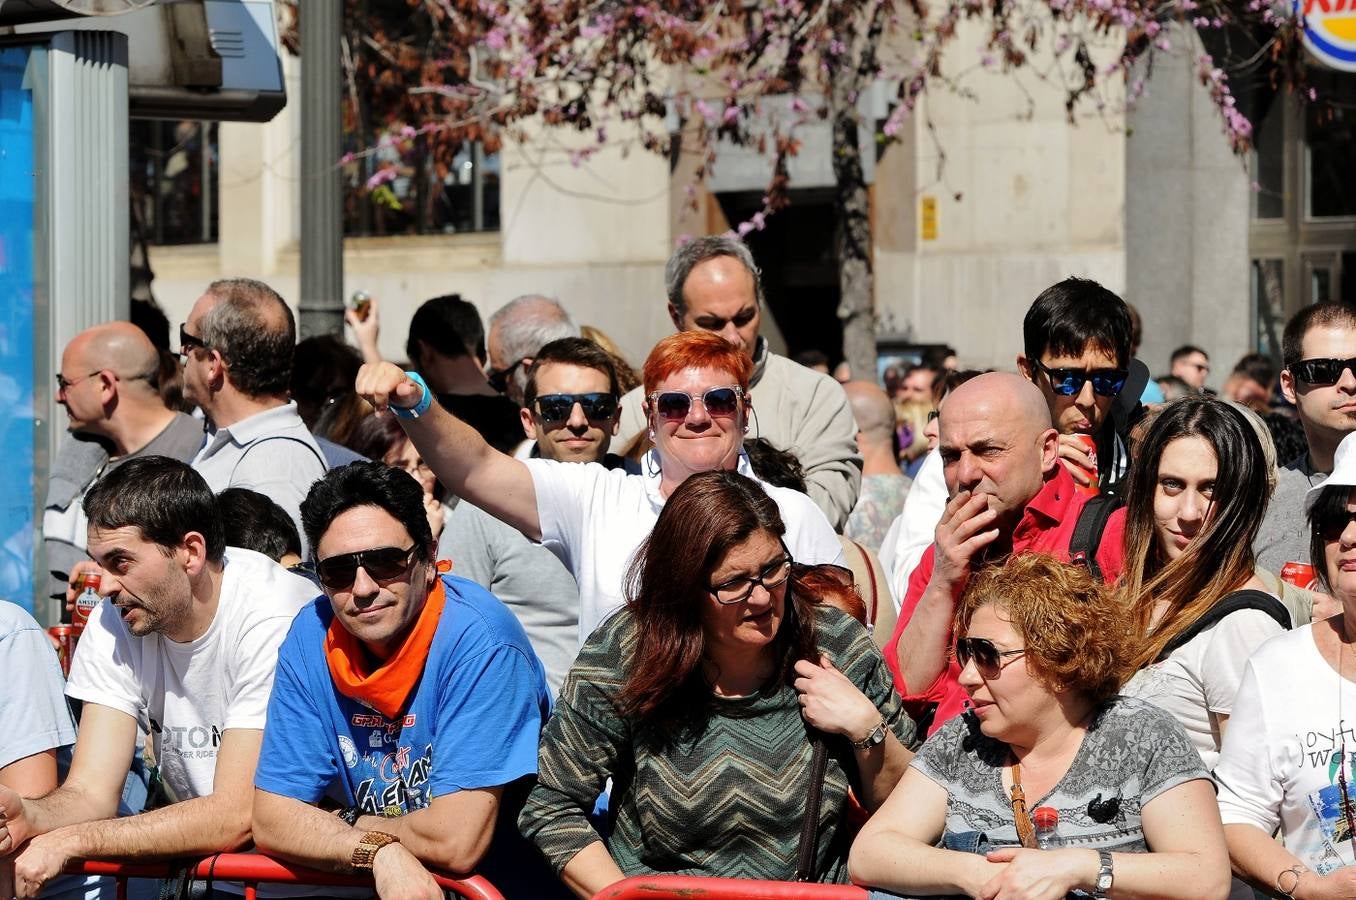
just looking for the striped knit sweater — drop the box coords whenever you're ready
[519,603,916,883]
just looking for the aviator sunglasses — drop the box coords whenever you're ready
[534,392,618,426]
[1291,357,1356,387]
[648,386,743,422]
[1029,359,1127,398]
[315,545,418,590]
[954,636,1027,678]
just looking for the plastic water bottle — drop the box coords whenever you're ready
[1034,806,1063,849]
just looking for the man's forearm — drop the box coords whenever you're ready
[254,797,368,873]
[52,793,250,862]
[354,794,496,874]
[22,782,118,840]
[896,581,958,693]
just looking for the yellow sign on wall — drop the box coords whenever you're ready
[921,196,937,241]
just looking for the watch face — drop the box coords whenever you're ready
[1097,872,1113,891]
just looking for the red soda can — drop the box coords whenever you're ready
[1280,561,1319,591]
[1071,433,1099,496]
[72,572,100,626]
[48,624,81,678]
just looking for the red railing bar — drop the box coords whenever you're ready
[66,854,504,900]
[591,875,870,899]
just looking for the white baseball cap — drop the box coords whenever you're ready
[1306,430,1356,512]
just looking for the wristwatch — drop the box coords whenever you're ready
[851,719,887,751]
[350,831,399,871]
[1093,849,1114,898]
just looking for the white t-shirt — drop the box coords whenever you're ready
[1123,607,1285,770]
[1215,624,1356,875]
[527,450,845,643]
[66,548,315,802]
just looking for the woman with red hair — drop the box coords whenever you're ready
[356,331,844,644]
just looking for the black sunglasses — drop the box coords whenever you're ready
[179,323,210,356]
[954,637,1026,678]
[1291,357,1356,387]
[1029,359,1127,398]
[315,545,419,591]
[487,358,526,393]
[55,370,103,392]
[1317,510,1356,542]
[534,392,617,426]
[648,386,743,422]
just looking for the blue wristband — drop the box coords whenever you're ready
[390,371,433,419]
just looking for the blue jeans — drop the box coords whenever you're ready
[866,831,1015,900]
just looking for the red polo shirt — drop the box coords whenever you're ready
[882,464,1126,735]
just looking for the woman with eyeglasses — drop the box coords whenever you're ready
[1214,438,1356,895]
[850,553,1229,900]
[519,470,916,897]
[1118,397,1289,769]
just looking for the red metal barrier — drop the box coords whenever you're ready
[66,852,503,900]
[591,875,870,900]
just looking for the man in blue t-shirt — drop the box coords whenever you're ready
[251,462,554,899]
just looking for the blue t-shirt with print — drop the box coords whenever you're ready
[255,574,557,893]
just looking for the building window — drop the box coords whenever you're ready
[129,120,218,246]
[1305,69,1356,220]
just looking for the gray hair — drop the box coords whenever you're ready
[199,278,295,397]
[488,294,579,396]
[664,235,764,316]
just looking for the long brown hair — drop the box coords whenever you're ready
[1122,397,1270,670]
[618,470,818,733]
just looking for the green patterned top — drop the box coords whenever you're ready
[519,604,917,883]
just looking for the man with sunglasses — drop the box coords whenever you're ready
[1017,276,1141,498]
[612,236,862,530]
[355,330,843,645]
[1255,303,1356,579]
[44,322,203,607]
[2,458,316,898]
[251,462,555,897]
[517,337,635,470]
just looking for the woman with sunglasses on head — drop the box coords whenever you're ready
[1214,434,1356,897]
[1118,397,1289,769]
[850,553,1229,900]
[520,470,916,897]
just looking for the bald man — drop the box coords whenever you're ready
[843,381,911,553]
[879,373,1127,734]
[44,322,204,602]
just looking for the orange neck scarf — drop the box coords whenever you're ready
[324,573,447,719]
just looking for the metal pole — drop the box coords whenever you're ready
[299,1,344,338]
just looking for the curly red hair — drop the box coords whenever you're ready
[642,332,753,396]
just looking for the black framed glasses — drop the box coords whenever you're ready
[55,370,103,392]
[315,545,419,591]
[1291,357,1356,387]
[648,386,743,422]
[1029,359,1127,398]
[1317,510,1356,542]
[954,637,1027,678]
[179,323,210,357]
[710,550,794,604]
[487,358,526,393]
[534,392,618,426]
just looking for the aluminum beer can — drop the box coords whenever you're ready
[1072,433,1099,495]
[1280,561,1319,591]
[72,572,101,626]
[48,624,81,678]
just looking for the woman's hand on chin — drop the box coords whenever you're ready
[978,847,1098,900]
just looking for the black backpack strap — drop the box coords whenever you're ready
[1067,494,1121,582]
[1154,589,1293,663]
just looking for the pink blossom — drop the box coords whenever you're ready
[737,220,755,237]
[723,104,740,125]
[365,167,397,191]
[485,28,506,50]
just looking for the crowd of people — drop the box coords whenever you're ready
[3,232,1356,900]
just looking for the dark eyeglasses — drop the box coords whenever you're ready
[1317,510,1356,542]
[55,370,102,392]
[954,637,1027,678]
[1291,357,1356,387]
[179,324,210,357]
[1029,359,1127,398]
[710,552,794,604]
[315,545,419,591]
[487,358,526,393]
[534,393,618,426]
[648,386,743,422]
